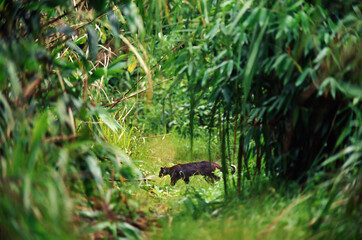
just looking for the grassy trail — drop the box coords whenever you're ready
[130,135,314,240]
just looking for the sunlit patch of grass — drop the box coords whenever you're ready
[142,133,219,163]
[119,132,226,225]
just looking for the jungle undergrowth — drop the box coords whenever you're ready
[104,126,360,240]
[108,131,301,240]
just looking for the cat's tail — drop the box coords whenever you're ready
[230,164,236,174]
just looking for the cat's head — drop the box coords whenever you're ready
[159,167,168,177]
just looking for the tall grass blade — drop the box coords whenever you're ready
[243,14,269,112]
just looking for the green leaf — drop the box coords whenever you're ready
[314,47,330,64]
[57,24,76,36]
[188,62,193,76]
[295,68,311,87]
[0,94,14,139]
[108,13,120,38]
[300,12,310,33]
[227,1,252,35]
[206,21,219,39]
[287,0,304,11]
[7,61,22,100]
[86,26,98,61]
[243,15,269,111]
[92,68,105,79]
[66,40,85,59]
[107,61,127,75]
[213,50,227,63]
[117,222,142,240]
[222,87,232,105]
[85,155,104,193]
[259,8,267,27]
[335,126,352,148]
[227,60,233,77]
[342,152,361,170]
[108,54,128,68]
[24,174,31,211]
[340,82,362,99]
[121,2,144,35]
[28,112,48,171]
[271,54,288,71]
[79,209,102,218]
[320,145,362,168]
[97,108,122,133]
[318,77,343,99]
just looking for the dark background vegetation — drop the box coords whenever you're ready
[0,0,361,239]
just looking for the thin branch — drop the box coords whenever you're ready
[45,134,79,143]
[44,1,84,27]
[103,77,174,108]
[47,9,115,46]
[104,88,147,108]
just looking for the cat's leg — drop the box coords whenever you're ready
[204,176,211,183]
[211,174,220,182]
[171,177,178,186]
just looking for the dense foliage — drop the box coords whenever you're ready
[0,0,146,239]
[0,0,361,239]
[144,0,362,181]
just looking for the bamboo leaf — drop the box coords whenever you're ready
[320,145,361,167]
[116,222,142,240]
[108,13,120,39]
[259,8,267,26]
[227,60,233,77]
[7,61,22,100]
[222,87,232,105]
[28,112,48,170]
[227,1,252,35]
[0,94,14,140]
[206,21,219,39]
[314,47,330,63]
[86,26,98,61]
[243,14,269,111]
[66,40,85,59]
[295,68,311,86]
[57,24,76,36]
[86,155,104,193]
[98,108,122,133]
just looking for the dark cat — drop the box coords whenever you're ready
[159,161,236,186]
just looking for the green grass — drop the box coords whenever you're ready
[153,195,312,240]
[102,127,361,240]
[122,134,305,240]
